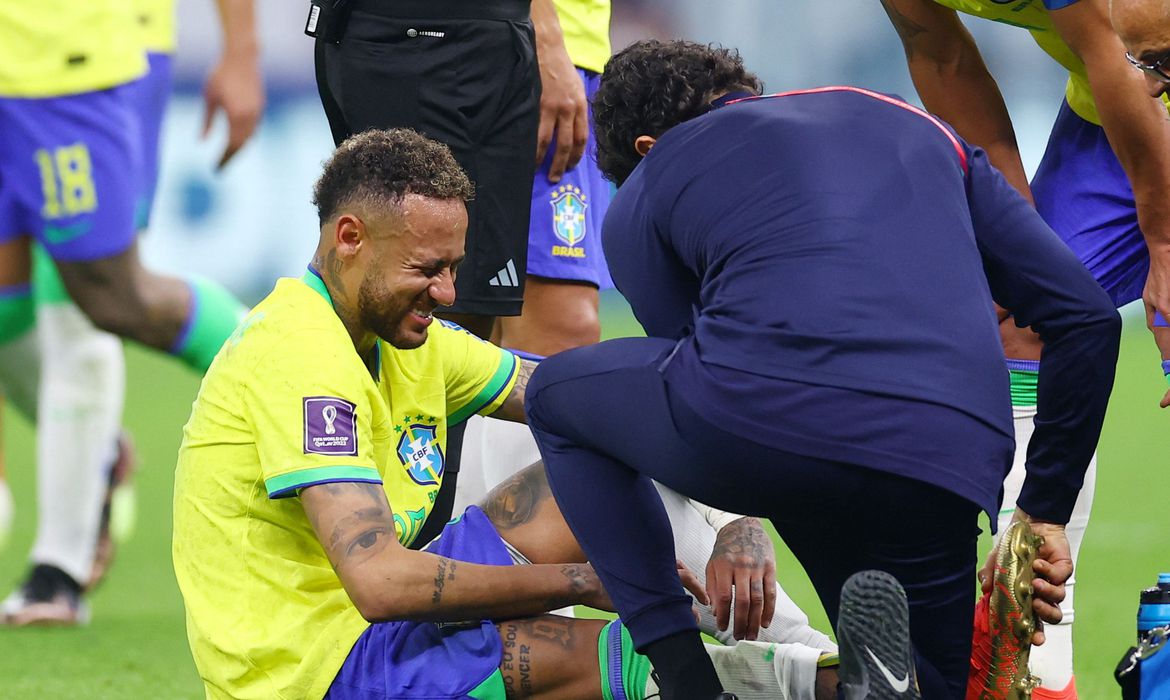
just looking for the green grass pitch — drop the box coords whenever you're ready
[0,291,1166,698]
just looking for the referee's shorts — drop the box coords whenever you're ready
[315,0,539,317]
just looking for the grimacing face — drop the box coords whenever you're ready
[358,195,467,349]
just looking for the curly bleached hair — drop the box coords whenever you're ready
[312,128,474,226]
[592,40,762,185]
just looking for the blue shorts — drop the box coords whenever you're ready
[527,69,614,288]
[1032,100,1146,308]
[0,84,142,262]
[124,52,173,230]
[326,506,510,700]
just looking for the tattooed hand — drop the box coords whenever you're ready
[705,517,777,641]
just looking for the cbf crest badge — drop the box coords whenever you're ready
[550,185,588,247]
[396,423,445,486]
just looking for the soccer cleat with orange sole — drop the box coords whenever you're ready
[967,520,1043,700]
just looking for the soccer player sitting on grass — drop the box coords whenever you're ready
[172,128,839,700]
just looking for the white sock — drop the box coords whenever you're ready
[29,302,125,584]
[0,476,13,551]
[999,405,1089,691]
[0,327,40,420]
[706,640,823,700]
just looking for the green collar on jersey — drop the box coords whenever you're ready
[302,266,332,306]
[301,265,382,380]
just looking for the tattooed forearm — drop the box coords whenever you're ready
[431,557,458,605]
[491,358,537,422]
[880,0,929,55]
[481,462,552,530]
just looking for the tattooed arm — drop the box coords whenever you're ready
[705,516,777,642]
[487,357,537,423]
[880,0,1034,200]
[299,480,612,622]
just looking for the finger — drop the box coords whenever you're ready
[734,571,753,641]
[746,575,765,641]
[1033,597,1063,626]
[711,566,731,632]
[202,95,217,139]
[564,107,588,173]
[1031,620,1046,647]
[761,564,777,629]
[548,114,573,183]
[1032,558,1072,587]
[535,109,554,168]
[1033,578,1065,606]
[677,560,709,606]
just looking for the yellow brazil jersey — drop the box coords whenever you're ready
[931,0,1102,124]
[554,0,612,74]
[136,0,177,54]
[173,270,518,700]
[0,1,146,98]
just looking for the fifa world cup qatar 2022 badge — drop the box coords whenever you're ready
[303,396,358,456]
[550,185,588,259]
[396,422,445,486]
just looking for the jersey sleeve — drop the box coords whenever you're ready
[431,320,519,424]
[242,328,382,499]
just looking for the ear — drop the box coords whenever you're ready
[634,135,657,157]
[333,214,365,260]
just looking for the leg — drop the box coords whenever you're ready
[29,248,124,588]
[998,405,1092,696]
[495,277,600,356]
[496,616,835,700]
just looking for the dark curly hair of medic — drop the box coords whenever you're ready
[313,128,474,226]
[592,40,762,185]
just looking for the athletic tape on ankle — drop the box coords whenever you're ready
[597,620,652,700]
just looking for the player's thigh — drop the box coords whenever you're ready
[495,615,607,700]
[479,461,586,565]
[1032,102,1146,307]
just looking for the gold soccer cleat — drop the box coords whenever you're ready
[967,520,1043,700]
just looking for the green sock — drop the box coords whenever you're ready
[598,621,654,700]
[32,244,70,306]
[170,276,248,372]
[1006,359,1038,407]
[0,283,34,345]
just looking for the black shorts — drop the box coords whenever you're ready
[315,0,539,317]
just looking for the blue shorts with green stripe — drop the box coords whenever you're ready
[326,506,510,700]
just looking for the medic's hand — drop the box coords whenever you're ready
[706,517,777,641]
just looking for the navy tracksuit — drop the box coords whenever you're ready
[525,88,1120,698]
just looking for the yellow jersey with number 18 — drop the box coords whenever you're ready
[173,271,518,700]
[554,0,611,74]
[0,1,146,98]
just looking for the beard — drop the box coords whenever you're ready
[357,266,422,349]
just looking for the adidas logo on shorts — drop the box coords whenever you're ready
[489,259,519,288]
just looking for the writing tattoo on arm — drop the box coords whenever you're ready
[431,557,458,605]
